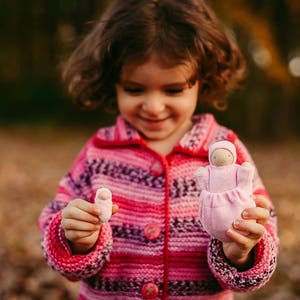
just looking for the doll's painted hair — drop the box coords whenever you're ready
[63,0,246,110]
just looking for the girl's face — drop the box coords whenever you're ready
[115,56,200,148]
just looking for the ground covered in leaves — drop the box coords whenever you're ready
[0,125,299,299]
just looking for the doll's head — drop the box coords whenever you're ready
[63,0,246,110]
[209,141,237,167]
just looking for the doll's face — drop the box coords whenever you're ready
[211,148,234,167]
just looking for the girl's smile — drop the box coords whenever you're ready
[115,55,200,153]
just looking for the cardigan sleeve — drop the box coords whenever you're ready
[42,211,112,281]
[207,232,277,292]
[38,134,113,280]
[207,137,279,291]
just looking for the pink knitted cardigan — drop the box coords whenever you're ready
[38,114,278,300]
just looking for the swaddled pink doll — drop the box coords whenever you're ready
[195,141,256,242]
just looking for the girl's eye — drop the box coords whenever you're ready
[123,87,144,94]
[165,88,184,94]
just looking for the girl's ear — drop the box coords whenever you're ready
[212,98,228,111]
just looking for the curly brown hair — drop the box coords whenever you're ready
[62,0,246,110]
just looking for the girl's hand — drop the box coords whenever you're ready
[61,199,119,254]
[222,195,270,269]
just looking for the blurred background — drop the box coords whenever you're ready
[0,0,299,299]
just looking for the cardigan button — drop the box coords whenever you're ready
[144,223,161,241]
[141,282,159,299]
[151,162,164,176]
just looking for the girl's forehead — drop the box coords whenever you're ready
[120,54,197,80]
[131,52,195,66]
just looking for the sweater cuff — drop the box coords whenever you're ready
[207,232,277,292]
[42,212,113,280]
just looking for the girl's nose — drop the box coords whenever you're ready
[142,95,165,116]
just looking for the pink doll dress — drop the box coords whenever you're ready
[196,141,255,242]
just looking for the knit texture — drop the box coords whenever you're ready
[38,113,278,299]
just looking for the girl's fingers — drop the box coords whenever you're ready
[232,219,265,240]
[62,205,101,224]
[242,194,271,225]
[71,199,102,217]
[226,228,250,246]
[61,218,101,231]
[62,199,119,230]
[242,207,270,225]
[65,229,98,241]
[70,198,119,217]
[112,204,119,215]
[253,194,270,209]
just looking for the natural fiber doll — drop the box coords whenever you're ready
[94,188,113,223]
[195,141,256,242]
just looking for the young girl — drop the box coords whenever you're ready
[39,0,278,299]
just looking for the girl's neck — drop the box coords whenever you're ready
[146,139,175,155]
[145,120,193,155]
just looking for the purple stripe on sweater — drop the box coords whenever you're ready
[84,276,222,296]
[110,217,206,243]
[67,158,203,199]
[65,158,205,205]
[87,159,165,188]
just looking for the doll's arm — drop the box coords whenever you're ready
[237,162,255,190]
[194,166,209,190]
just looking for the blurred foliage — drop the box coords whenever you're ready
[211,0,300,139]
[1,0,300,138]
